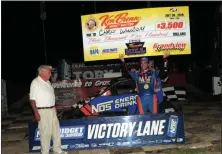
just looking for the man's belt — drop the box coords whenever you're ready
[37,106,54,109]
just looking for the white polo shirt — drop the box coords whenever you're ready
[29,76,55,107]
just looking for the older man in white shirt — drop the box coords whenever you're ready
[29,65,67,154]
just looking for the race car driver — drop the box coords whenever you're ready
[119,53,169,115]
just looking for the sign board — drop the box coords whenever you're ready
[52,78,112,108]
[71,62,139,79]
[81,6,191,62]
[28,113,185,152]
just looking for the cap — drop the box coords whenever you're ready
[140,57,149,62]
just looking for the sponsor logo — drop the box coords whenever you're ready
[173,32,186,36]
[91,95,137,113]
[70,144,89,149]
[167,115,179,138]
[91,100,113,113]
[89,46,100,55]
[34,126,85,141]
[153,42,186,52]
[98,142,115,147]
[125,40,146,55]
[91,143,97,148]
[163,139,172,143]
[170,8,178,12]
[102,48,118,54]
[32,145,69,151]
[99,12,141,29]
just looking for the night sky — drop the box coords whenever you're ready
[1,1,220,83]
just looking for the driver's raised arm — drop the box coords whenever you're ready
[119,54,139,80]
[157,53,170,82]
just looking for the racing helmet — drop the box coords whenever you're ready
[140,57,149,63]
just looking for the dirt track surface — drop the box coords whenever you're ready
[2,101,221,154]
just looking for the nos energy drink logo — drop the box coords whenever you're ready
[34,126,85,141]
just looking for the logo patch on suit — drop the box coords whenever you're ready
[144,84,149,89]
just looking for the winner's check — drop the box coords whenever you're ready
[81,6,191,62]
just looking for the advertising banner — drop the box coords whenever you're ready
[52,79,112,108]
[87,94,138,115]
[71,62,140,79]
[81,6,191,61]
[29,113,185,152]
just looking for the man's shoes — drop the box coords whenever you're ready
[54,151,68,154]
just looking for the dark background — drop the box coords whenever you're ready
[1,1,220,83]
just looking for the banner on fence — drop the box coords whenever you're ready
[28,113,185,152]
[71,62,140,79]
[81,6,191,61]
[52,78,112,108]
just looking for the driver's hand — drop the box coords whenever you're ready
[119,54,125,62]
[163,51,170,59]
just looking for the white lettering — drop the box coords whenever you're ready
[87,120,166,139]
[52,81,82,88]
[91,100,113,113]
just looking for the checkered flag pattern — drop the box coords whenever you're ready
[217,78,221,86]
[163,87,187,101]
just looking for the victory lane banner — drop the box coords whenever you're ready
[81,6,191,61]
[28,113,185,152]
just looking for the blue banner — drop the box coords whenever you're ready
[28,113,185,152]
[89,94,138,113]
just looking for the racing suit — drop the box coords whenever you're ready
[122,59,168,115]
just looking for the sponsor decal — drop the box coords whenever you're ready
[87,120,166,139]
[32,145,69,151]
[102,48,118,54]
[70,144,90,149]
[167,115,179,138]
[125,40,146,55]
[91,143,97,148]
[34,126,85,141]
[89,46,100,55]
[91,95,137,113]
[99,12,141,29]
[153,42,186,52]
[163,139,172,143]
[170,8,178,12]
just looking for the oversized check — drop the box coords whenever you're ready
[81,6,191,62]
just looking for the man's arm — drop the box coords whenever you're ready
[157,58,169,82]
[119,54,138,80]
[29,81,40,121]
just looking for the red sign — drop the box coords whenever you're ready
[99,12,141,29]
[153,42,187,52]
[52,78,112,110]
